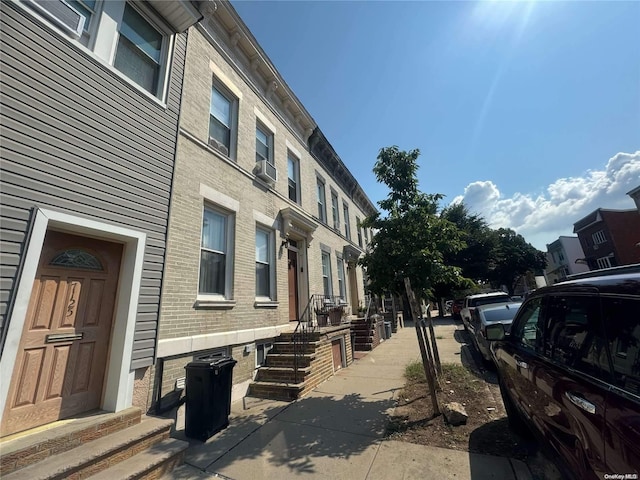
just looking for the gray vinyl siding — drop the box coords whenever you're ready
[0,2,188,369]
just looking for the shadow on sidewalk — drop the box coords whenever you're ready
[172,393,395,477]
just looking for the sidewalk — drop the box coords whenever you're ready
[166,318,531,480]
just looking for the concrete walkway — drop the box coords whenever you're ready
[166,318,531,480]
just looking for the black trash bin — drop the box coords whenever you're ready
[184,356,237,441]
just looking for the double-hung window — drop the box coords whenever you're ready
[331,192,340,230]
[24,1,173,99]
[114,3,165,96]
[210,84,234,155]
[364,228,369,245]
[597,256,613,269]
[592,230,607,245]
[356,217,363,247]
[256,227,274,299]
[336,256,346,302]
[321,251,333,297]
[287,153,300,203]
[317,179,327,223]
[343,203,351,240]
[256,124,273,164]
[200,206,232,297]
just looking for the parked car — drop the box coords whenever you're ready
[461,292,512,329]
[452,299,464,320]
[486,267,640,480]
[468,301,522,362]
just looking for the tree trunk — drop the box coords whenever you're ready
[404,278,440,416]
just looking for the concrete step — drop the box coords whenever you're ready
[0,407,142,476]
[277,332,323,342]
[248,381,304,402]
[255,366,310,383]
[87,437,187,480]
[271,342,318,354]
[265,353,315,368]
[3,415,174,480]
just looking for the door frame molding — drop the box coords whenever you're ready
[0,208,146,419]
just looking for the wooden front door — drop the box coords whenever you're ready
[1,231,123,436]
[287,249,299,322]
[331,339,343,372]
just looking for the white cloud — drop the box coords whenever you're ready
[452,151,640,250]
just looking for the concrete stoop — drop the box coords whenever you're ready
[0,407,187,480]
[350,317,381,351]
[248,326,350,402]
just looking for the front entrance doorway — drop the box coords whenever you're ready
[1,231,123,436]
[287,248,299,322]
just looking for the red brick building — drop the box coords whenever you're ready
[573,209,640,270]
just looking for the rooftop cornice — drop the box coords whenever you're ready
[200,1,316,141]
[308,128,377,217]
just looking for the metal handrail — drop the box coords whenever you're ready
[292,294,349,382]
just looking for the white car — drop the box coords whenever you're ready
[460,292,512,329]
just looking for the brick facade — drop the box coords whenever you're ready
[150,4,376,410]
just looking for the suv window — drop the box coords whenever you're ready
[511,297,544,350]
[542,295,610,381]
[604,297,640,396]
[470,295,510,308]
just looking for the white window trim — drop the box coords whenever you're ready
[210,80,239,159]
[343,202,351,240]
[317,178,327,223]
[256,121,274,164]
[16,0,174,104]
[287,151,300,204]
[331,190,340,230]
[255,341,273,369]
[253,211,279,306]
[197,185,238,306]
[255,225,277,303]
[596,256,612,269]
[197,204,235,304]
[321,250,333,297]
[592,230,607,245]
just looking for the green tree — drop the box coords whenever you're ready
[440,202,497,283]
[488,228,547,295]
[359,147,464,299]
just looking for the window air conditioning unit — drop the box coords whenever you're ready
[26,0,85,38]
[255,159,277,184]
[208,137,229,156]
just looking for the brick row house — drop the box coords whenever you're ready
[573,208,640,271]
[153,1,376,410]
[0,0,376,472]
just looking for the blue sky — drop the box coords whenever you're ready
[232,1,640,250]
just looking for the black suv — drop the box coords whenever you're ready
[486,266,640,479]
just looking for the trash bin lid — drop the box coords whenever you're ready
[185,356,237,370]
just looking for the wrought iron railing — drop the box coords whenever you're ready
[292,294,349,382]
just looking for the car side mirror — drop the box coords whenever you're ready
[485,323,506,341]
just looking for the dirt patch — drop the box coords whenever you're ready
[386,362,534,458]
[385,331,564,480]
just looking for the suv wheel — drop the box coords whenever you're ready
[498,375,531,438]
